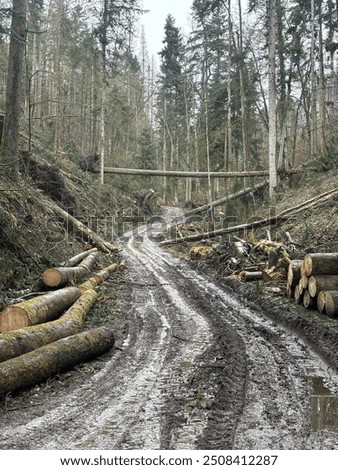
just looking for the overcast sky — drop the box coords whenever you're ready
[141,0,192,60]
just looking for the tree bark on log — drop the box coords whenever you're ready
[184,182,268,217]
[303,289,316,309]
[317,291,326,314]
[0,289,98,363]
[294,284,303,304]
[78,263,120,293]
[51,203,118,254]
[308,275,338,298]
[100,167,304,179]
[65,248,98,267]
[277,187,338,218]
[160,188,338,246]
[0,326,115,397]
[286,284,294,299]
[287,260,302,288]
[243,271,263,281]
[303,253,338,276]
[160,214,289,246]
[42,251,98,288]
[0,287,81,332]
[324,291,338,317]
[300,274,309,290]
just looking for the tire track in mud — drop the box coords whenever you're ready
[136,234,338,449]
[1,218,338,450]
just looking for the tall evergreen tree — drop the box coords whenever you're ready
[0,0,28,180]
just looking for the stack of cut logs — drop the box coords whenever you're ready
[287,253,338,317]
[0,247,125,397]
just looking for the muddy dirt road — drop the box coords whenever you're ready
[1,212,338,449]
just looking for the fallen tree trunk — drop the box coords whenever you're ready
[324,290,338,317]
[303,253,338,277]
[308,275,338,298]
[184,181,268,217]
[100,167,304,179]
[42,251,98,288]
[0,326,115,396]
[160,187,338,246]
[103,167,270,178]
[277,187,338,218]
[65,248,98,267]
[0,289,98,362]
[78,263,120,293]
[51,203,118,254]
[0,287,81,332]
[160,214,289,246]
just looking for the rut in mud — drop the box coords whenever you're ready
[1,213,338,450]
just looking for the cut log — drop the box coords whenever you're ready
[0,326,115,396]
[0,289,98,362]
[51,203,118,254]
[300,261,307,276]
[298,280,304,296]
[294,284,303,304]
[286,284,294,299]
[65,248,98,267]
[300,274,309,290]
[42,251,98,288]
[303,253,338,277]
[287,260,302,288]
[78,263,120,293]
[0,287,81,333]
[317,291,326,314]
[303,290,316,309]
[324,291,338,318]
[308,275,338,298]
[184,181,268,217]
[243,271,263,281]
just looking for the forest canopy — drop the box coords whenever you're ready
[0,0,337,203]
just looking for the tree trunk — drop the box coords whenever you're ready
[308,275,338,298]
[78,263,120,293]
[0,326,115,397]
[317,290,326,314]
[294,284,303,304]
[0,287,81,332]
[324,291,338,317]
[0,0,28,180]
[184,181,268,217]
[160,213,289,246]
[268,0,277,198]
[303,289,316,309]
[42,251,98,288]
[0,289,98,363]
[303,253,338,276]
[101,167,270,178]
[51,203,118,254]
[300,273,309,290]
[243,271,263,281]
[65,248,98,267]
